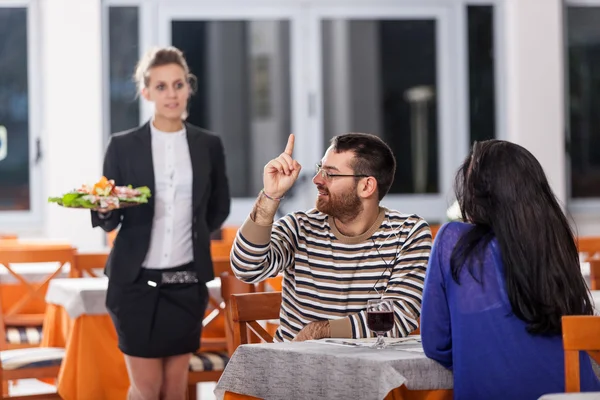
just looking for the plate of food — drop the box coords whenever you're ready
[48,176,151,211]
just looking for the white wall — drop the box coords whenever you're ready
[41,0,105,251]
[500,0,600,235]
[503,0,566,205]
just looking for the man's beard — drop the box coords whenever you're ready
[315,184,363,221]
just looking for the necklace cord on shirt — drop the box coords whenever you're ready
[369,228,402,296]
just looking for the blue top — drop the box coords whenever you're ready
[421,222,600,400]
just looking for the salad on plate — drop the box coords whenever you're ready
[48,176,151,211]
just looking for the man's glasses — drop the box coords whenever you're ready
[315,164,369,181]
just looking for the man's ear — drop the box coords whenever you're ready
[358,177,378,199]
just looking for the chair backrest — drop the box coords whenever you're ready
[106,231,117,248]
[0,247,75,349]
[71,252,108,278]
[589,260,600,291]
[211,241,232,259]
[219,272,256,355]
[430,224,441,239]
[220,226,239,243]
[229,291,282,351]
[577,237,600,260]
[562,315,600,392]
[212,257,232,277]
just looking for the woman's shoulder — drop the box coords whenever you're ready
[110,123,148,143]
[436,221,473,241]
[184,123,221,142]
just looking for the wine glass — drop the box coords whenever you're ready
[366,299,394,349]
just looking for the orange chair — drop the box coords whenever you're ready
[430,225,441,240]
[211,241,232,259]
[0,248,75,350]
[106,231,117,248]
[577,236,600,260]
[70,252,109,278]
[229,292,282,351]
[220,226,239,243]
[186,272,254,400]
[561,315,600,392]
[0,346,64,399]
[588,260,600,291]
[219,273,256,355]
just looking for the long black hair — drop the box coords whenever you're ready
[451,140,593,335]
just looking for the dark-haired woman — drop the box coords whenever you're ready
[421,139,600,399]
[92,46,230,399]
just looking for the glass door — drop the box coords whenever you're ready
[307,4,468,224]
[157,2,308,224]
[155,1,469,225]
[0,0,42,227]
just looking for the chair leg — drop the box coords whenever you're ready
[187,383,198,400]
[2,380,8,396]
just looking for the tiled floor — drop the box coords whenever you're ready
[10,379,217,399]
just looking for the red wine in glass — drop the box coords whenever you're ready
[367,310,394,333]
[366,299,394,349]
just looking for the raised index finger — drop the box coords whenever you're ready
[284,134,295,156]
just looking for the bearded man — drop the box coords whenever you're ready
[230,133,432,342]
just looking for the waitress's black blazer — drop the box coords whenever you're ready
[91,121,231,284]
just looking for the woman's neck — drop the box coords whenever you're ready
[152,116,183,132]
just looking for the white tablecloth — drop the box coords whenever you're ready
[45,277,224,319]
[45,277,110,318]
[214,338,452,400]
[539,393,600,400]
[592,291,600,313]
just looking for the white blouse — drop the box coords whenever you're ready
[142,121,194,269]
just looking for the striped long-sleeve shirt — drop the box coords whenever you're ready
[231,207,432,341]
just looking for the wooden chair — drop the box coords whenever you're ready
[211,241,232,259]
[106,231,117,248]
[197,257,233,352]
[229,291,283,351]
[220,226,239,243]
[0,248,75,350]
[0,346,64,398]
[186,349,229,400]
[589,259,600,291]
[70,252,108,278]
[219,273,256,355]
[186,272,256,400]
[577,236,600,260]
[561,315,600,392]
[430,224,441,240]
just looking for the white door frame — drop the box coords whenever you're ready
[0,0,43,229]
[564,0,600,215]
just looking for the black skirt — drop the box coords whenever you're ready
[106,262,209,358]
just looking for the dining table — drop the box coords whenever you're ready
[214,338,453,400]
[41,276,225,399]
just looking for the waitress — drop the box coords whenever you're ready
[92,46,230,400]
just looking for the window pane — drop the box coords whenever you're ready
[172,20,292,197]
[109,7,139,134]
[567,7,600,198]
[0,8,29,211]
[467,5,496,144]
[322,20,438,194]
